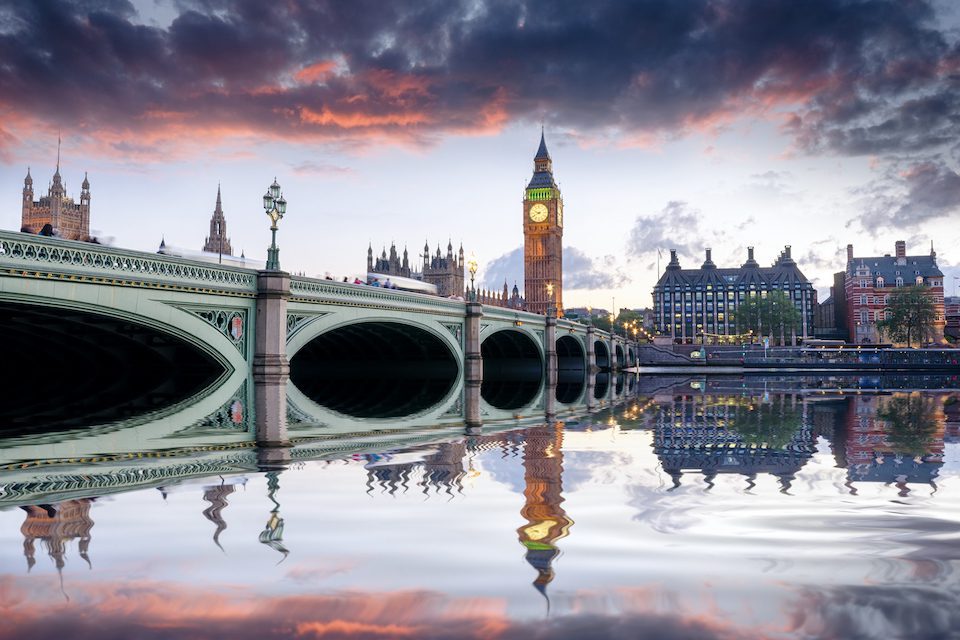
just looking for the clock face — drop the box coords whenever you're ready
[529,203,548,222]
[557,204,563,228]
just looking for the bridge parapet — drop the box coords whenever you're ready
[290,275,467,316]
[0,230,258,295]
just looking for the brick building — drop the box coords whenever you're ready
[843,241,945,344]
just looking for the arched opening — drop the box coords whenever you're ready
[594,340,610,370]
[627,347,636,367]
[615,344,625,368]
[481,330,542,410]
[0,301,225,436]
[290,321,458,418]
[555,335,585,404]
[615,372,625,395]
[593,372,609,399]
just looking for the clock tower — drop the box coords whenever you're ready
[523,131,563,315]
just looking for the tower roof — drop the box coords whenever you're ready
[535,129,550,160]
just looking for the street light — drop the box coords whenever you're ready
[262,178,287,271]
[546,282,554,312]
[467,252,478,301]
[586,305,592,327]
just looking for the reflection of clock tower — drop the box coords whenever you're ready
[524,131,563,315]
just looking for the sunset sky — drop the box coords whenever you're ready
[1,0,959,309]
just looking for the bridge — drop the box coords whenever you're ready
[0,230,636,445]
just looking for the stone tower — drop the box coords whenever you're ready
[203,186,234,256]
[20,140,91,240]
[523,130,563,315]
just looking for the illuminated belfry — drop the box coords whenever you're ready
[516,422,573,600]
[523,130,564,315]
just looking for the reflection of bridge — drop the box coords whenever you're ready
[0,230,636,436]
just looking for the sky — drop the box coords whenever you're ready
[1,0,960,309]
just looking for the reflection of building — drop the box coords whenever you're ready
[202,483,236,549]
[652,246,816,343]
[516,422,573,597]
[20,499,95,572]
[202,186,233,256]
[831,394,945,487]
[367,240,466,298]
[523,132,564,315]
[649,392,816,488]
[20,153,91,240]
[841,241,945,344]
[364,442,468,494]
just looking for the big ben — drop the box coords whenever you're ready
[524,131,563,315]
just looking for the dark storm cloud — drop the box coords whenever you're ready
[851,158,960,234]
[1,0,958,156]
[482,246,627,291]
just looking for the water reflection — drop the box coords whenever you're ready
[2,375,960,640]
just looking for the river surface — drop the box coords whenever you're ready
[1,375,959,640]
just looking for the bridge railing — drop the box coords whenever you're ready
[0,230,258,294]
[290,276,469,316]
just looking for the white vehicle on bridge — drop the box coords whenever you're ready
[366,273,438,296]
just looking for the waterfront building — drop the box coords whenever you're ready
[523,132,564,315]
[842,241,945,344]
[20,153,91,240]
[367,240,465,298]
[20,499,95,572]
[944,296,959,341]
[475,281,525,309]
[202,186,233,256]
[652,246,816,344]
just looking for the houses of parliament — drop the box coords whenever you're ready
[368,131,565,313]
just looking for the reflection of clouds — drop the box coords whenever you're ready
[790,584,960,640]
[0,579,762,640]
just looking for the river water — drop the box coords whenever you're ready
[1,374,958,639]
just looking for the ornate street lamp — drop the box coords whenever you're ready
[467,252,479,301]
[262,178,287,271]
[546,282,554,311]
[586,305,592,327]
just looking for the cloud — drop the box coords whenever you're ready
[0,1,958,159]
[290,161,354,176]
[626,201,715,262]
[482,246,628,291]
[0,577,758,640]
[850,158,960,234]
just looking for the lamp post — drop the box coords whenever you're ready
[262,178,287,271]
[586,305,592,327]
[546,282,554,313]
[467,252,478,302]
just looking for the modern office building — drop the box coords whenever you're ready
[652,246,816,343]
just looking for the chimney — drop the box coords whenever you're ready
[705,248,712,262]
[748,247,755,261]
[895,240,906,259]
[846,244,854,262]
[784,245,791,259]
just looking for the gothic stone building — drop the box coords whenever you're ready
[653,246,816,343]
[202,186,233,256]
[523,132,564,315]
[21,164,90,240]
[367,240,465,298]
[842,241,945,344]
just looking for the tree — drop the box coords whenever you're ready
[876,286,936,348]
[733,291,802,345]
[876,394,939,457]
[728,396,804,449]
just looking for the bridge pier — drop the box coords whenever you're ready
[586,325,597,373]
[545,307,558,418]
[254,270,291,446]
[464,300,483,432]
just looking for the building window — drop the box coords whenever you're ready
[896,277,903,287]
[916,276,924,285]
[859,295,866,305]
[860,310,868,323]
[876,277,884,287]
